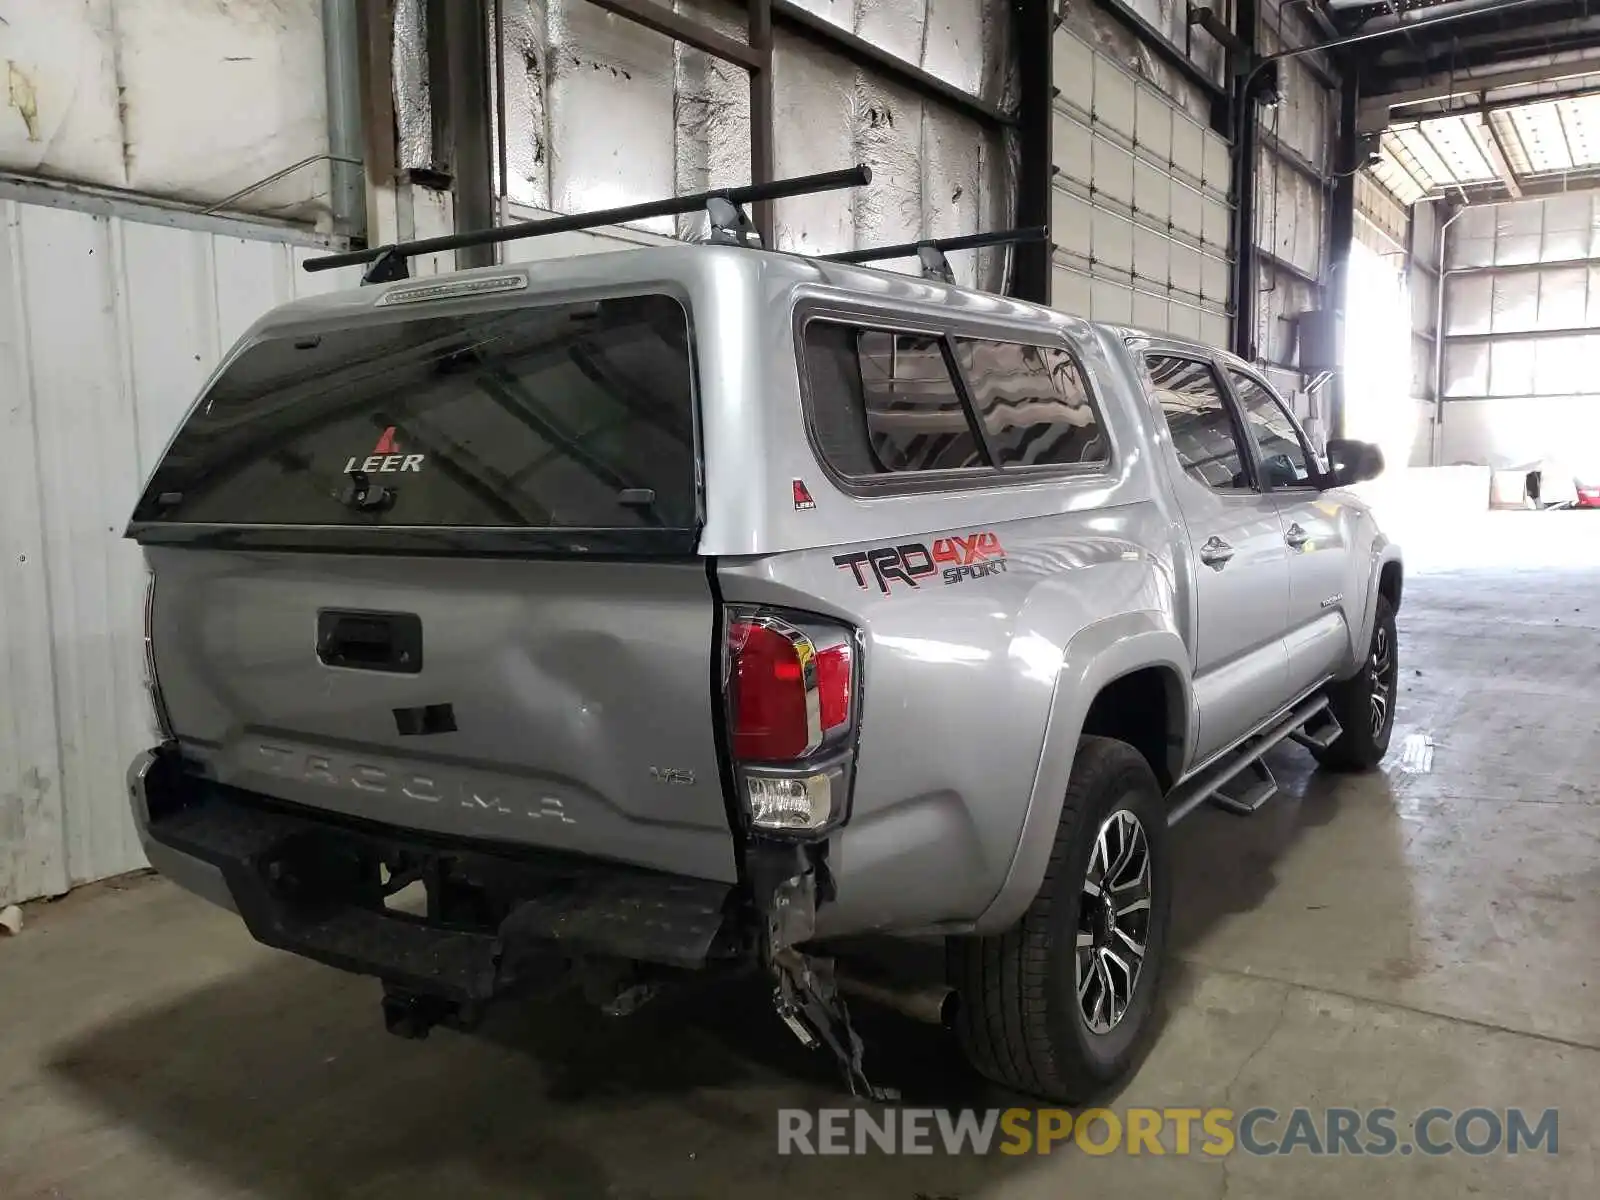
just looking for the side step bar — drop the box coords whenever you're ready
[1167,695,1337,826]
[1290,705,1343,752]
[1211,759,1278,815]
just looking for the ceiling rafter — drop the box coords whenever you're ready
[1479,110,1525,197]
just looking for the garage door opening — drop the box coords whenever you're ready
[1342,239,1415,471]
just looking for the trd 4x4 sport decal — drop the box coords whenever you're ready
[833,532,1008,594]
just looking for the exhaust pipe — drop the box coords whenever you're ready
[835,969,956,1026]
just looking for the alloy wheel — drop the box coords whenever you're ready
[1369,623,1395,738]
[1075,809,1152,1035]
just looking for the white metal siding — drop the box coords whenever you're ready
[0,190,357,904]
[1,0,332,224]
[1439,193,1600,469]
[1050,30,1232,348]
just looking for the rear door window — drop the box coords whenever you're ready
[132,294,697,541]
[1144,354,1254,492]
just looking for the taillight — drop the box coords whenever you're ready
[727,621,853,760]
[723,608,860,836]
[143,568,173,738]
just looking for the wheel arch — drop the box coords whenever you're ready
[971,613,1192,934]
[1378,558,1403,612]
[1349,540,1404,677]
[1080,665,1186,792]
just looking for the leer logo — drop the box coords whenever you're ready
[343,426,424,474]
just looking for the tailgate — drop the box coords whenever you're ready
[131,287,736,882]
[146,547,736,883]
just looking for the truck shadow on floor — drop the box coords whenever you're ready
[1168,746,1354,956]
[45,947,1023,1199]
[1162,743,1415,1018]
[43,753,1404,1199]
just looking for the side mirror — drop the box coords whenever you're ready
[1324,438,1384,488]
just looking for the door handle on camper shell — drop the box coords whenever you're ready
[316,609,423,674]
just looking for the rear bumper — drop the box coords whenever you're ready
[129,745,748,1003]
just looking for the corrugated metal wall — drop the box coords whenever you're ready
[1049,0,1338,388]
[1440,193,1600,469]
[0,0,333,224]
[1050,27,1233,347]
[1407,199,1442,467]
[0,182,358,904]
[398,0,1013,290]
[1252,0,1334,381]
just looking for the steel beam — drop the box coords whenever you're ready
[432,0,496,267]
[1439,390,1599,402]
[1370,24,1600,86]
[494,0,509,203]
[1258,128,1330,189]
[1230,0,1261,362]
[588,0,765,70]
[576,0,777,240]
[1367,53,1600,117]
[322,0,365,239]
[1327,69,1358,441]
[770,0,1014,128]
[1256,245,1323,290]
[1257,0,1577,78]
[1012,0,1054,304]
[1382,84,1600,134]
[749,0,775,244]
[1298,0,1340,43]
[1419,162,1600,201]
[1479,112,1523,199]
[306,165,871,272]
[355,0,400,246]
[1443,325,1600,346]
[1095,0,1229,106]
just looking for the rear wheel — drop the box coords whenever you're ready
[1314,594,1398,772]
[947,737,1171,1102]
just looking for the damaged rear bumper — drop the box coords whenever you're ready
[130,743,892,1098]
[129,745,747,1004]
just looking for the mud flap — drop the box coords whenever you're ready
[751,845,897,1102]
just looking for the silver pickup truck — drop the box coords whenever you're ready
[126,198,1400,1103]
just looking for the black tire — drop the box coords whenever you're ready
[947,737,1171,1102]
[1314,593,1398,772]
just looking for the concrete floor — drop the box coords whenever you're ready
[3,513,1598,1198]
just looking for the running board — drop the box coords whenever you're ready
[1210,759,1278,814]
[1289,706,1343,751]
[1166,694,1331,827]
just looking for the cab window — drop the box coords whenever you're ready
[1228,371,1316,489]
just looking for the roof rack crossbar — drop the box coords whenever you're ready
[820,225,1049,279]
[305,163,873,276]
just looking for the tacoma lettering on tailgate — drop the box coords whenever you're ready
[253,743,576,824]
